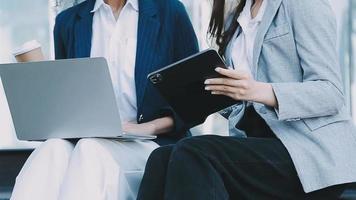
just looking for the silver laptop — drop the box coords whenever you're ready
[0,58,156,141]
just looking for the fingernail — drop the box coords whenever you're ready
[204,80,210,84]
[215,68,220,72]
[205,86,210,90]
[211,91,216,95]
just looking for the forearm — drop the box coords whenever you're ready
[251,80,345,120]
[143,116,175,135]
[270,81,344,120]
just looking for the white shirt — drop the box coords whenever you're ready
[90,0,139,123]
[230,0,267,75]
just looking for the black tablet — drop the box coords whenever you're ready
[147,49,237,128]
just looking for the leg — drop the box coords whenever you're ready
[58,138,158,200]
[137,145,174,200]
[163,135,346,200]
[11,139,75,200]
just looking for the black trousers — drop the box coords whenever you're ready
[137,107,347,200]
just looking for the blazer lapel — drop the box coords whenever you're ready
[74,0,96,58]
[252,0,282,78]
[135,0,160,107]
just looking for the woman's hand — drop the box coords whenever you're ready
[205,67,278,108]
[122,116,174,136]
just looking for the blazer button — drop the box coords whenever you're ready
[139,114,144,122]
[259,107,267,114]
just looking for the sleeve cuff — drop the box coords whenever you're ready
[159,107,188,138]
[271,83,291,121]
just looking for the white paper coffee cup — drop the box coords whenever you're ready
[12,40,44,62]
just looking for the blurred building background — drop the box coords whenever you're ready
[0,0,354,149]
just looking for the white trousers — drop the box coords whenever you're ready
[10,138,159,200]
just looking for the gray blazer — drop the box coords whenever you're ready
[224,0,356,193]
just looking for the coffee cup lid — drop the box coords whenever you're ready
[12,40,41,56]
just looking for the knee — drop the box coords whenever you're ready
[30,139,75,164]
[175,135,218,151]
[41,139,74,155]
[44,138,73,148]
[170,138,200,162]
[72,138,115,163]
[172,135,221,161]
[65,139,121,179]
[74,138,106,154]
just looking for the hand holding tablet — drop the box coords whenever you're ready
[205,67,257,100]
[148,49,238,128]
[205,67,278,108]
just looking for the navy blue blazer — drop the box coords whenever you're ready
[53,0,199,145]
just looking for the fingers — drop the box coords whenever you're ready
[205,78,249,89]
[210,91,236,99]
[205,78,234,85]
[203,68,254,101]
[205,85,237,93]
[206,84,247,95]
[211,91,245,101]
[215,67,250,80]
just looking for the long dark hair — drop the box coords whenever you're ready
[208,0,246,56]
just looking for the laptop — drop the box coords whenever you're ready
[147,49,237,128]
[0,58,156,141]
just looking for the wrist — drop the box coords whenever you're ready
[253,82,277,107]
[251,81,265,102]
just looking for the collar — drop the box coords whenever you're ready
[238,0,268,25]
[127,0,139,11]
[91,0,104,13]
[91,0,138,13]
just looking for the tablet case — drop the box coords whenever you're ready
[147,49,237,128]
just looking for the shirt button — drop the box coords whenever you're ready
[139,114,144,122]
[259,107,267,114]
